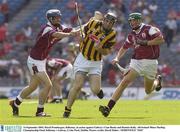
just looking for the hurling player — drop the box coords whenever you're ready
[99,12,164,117]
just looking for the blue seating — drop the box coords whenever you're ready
[0,12,4,24]
[0,0,26,23]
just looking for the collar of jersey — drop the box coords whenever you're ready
[47,22,55,28]
[132,23,145,34]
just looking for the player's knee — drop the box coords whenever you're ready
[45,82,53,89]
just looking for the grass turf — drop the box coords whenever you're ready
[0,99,180,125]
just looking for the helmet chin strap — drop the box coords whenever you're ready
[49,17,61,28]
[53,23,61,27]
[132,23,142,31]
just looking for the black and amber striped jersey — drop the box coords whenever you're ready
[80,20,117,61]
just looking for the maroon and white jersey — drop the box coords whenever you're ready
[30,22,72,60]
[46,58,70,78]
[47,58,70,69]
[123,23,163,59]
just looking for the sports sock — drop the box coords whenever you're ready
[14,95,22,107]
[107,99,116,111]
[37,107,44,113]
[97,89,104,99]
[65,106,71,112]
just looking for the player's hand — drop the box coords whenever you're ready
[136,38,148,46]
[111,58,119,65]
[93,11,103,21]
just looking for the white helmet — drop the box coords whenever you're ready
[46,9,62,21]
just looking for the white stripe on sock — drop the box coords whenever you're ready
[38,104,44,108]
[17,95,23,102]
[14,102,19,107]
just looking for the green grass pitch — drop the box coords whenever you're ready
[0,99,180,125]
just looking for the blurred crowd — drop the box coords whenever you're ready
[0,0,180,87]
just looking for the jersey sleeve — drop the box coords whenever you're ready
[83,19,95,34]
[42,26,56,37]
[148,26,162,39]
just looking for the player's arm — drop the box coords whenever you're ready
[42,26,79,40]
[52,30,79,39]
[70,19,94,38]
[136,27,165,46]
[115,47,128,61]
[147,35,164,46]
[112,34,132,65]
[95,31,117,55]
[136,34,164,46]
[111,47,128,65]
[94,41,114,55]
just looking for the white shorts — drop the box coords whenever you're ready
[129,59,158,80]
[27,56,46,75]
[57,63,73,79]
[73,53,102,77]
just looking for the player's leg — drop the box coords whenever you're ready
[144,77,155,94]
[63,72,86,118]
[48,80,57,103]
[143,75,162,100]
[19,75,40,99]
[78,88,90,100]
[99,68,138,117]
[51,63,73,103]
[50,76,64,103]
[154,75,162,91]
[9,75,40,116]
[88,63,104,99]
[37,72,52,116]
[89,74,103,99]
[143,60,162,95]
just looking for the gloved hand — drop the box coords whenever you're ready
[136,38,148,46]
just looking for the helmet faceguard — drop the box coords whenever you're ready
[128,12,142,30]
[104,12,117,24]
[102,12,117,34]
[46,9,62,27]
